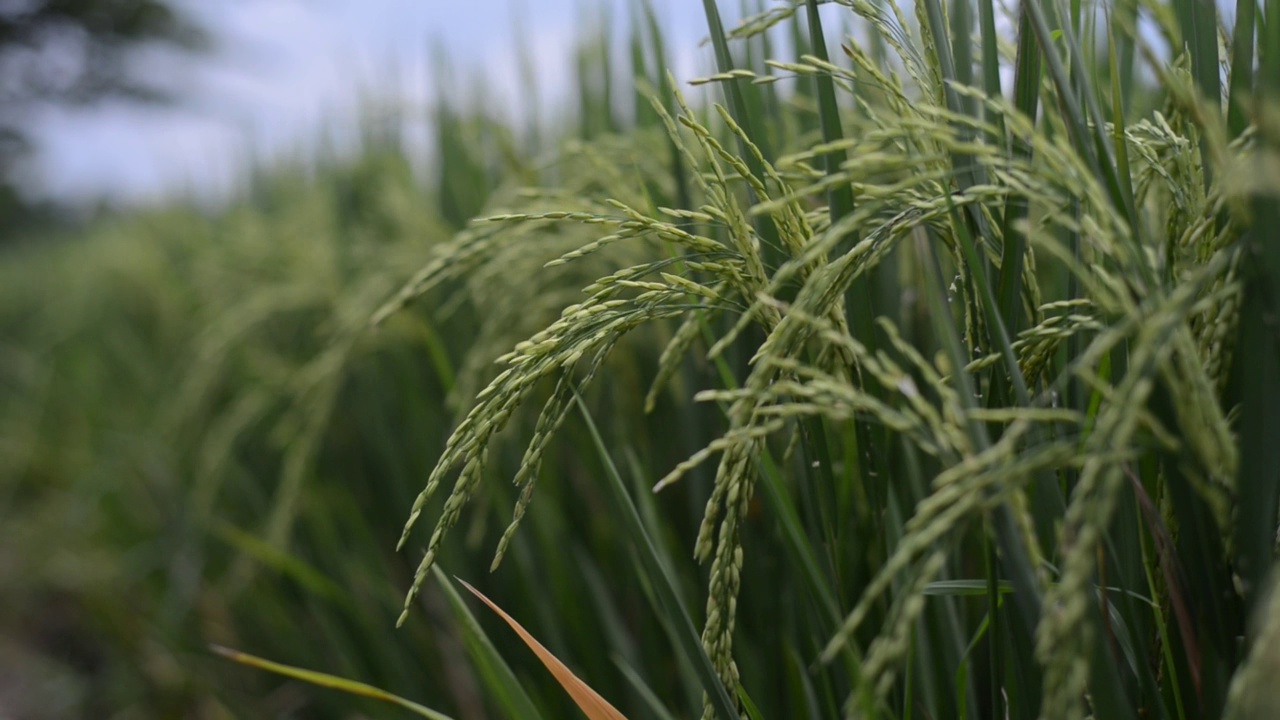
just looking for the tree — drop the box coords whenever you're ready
[1,0,206,226]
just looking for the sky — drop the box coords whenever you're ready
[25,0,718,206]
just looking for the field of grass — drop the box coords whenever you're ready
[2,0,1279,718]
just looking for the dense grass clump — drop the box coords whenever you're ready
[0,148,461,716]
[2,0,1279,718]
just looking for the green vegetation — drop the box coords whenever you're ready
[2,1,1279,718]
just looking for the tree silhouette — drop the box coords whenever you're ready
[1,0,206,226]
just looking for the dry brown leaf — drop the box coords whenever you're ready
[457,577,629,720]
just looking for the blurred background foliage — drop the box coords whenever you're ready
[0,12,716,714]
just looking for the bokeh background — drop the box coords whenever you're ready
[2,2,747,717]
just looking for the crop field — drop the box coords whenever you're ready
[1,0,1279,718]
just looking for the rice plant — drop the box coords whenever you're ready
[1,0,1277,718]
[378,0,1280,718]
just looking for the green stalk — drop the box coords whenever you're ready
[976,0,1005,144]
[1172,0,1221,189]
[1226,0,1256,139]
[1233,0,1280,619]
[433,567,548,719]
[1022,0,1142,242]
[573,388,740,719]
[917,230,1042,644]
[983,538,1005,720]
[804,0,856,228]
[699,0,784,272]
[639,0,692,210]
[995,1,1042,335]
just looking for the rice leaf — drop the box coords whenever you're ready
[210,645,456,720]
[457,577,629,720]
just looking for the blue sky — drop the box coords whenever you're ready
[27,0,717,205]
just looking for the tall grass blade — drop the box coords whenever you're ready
[699,0,784,271]
[1226,0,1257,138]
[1234,0,1280,620]
[916,230,1042,640]
[572,388,740,719]
[1172,0,1221,187]
[1233,239,1280,617]
[995,1,1042,334]
[432,567,547,720]
[613,656,680,720]
[804,0,855,228]
[210,644,457,719]
[1023,0,1141,236]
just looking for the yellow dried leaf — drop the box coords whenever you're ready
[458,578,629,720]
